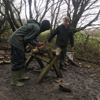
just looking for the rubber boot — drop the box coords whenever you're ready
[11,71,24,86]
[18,68,30,80]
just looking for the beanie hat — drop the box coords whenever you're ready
[41,20,50,32]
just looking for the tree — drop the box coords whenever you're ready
[0,0,100,35]
[64,0,100,33]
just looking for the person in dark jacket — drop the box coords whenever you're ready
[8,19,50,86]
[47,16,74,70]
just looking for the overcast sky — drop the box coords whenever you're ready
[14,0,100,29]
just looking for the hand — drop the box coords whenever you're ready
[71,47,74,51]
[37,42,43,47]
[47,41,49,44]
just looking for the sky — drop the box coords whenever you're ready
[14,0,100,30]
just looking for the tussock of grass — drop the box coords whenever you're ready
[39,31,100,61]
[1,29,100,61]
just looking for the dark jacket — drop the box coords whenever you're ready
[48,24,74,47]
[8,19,41,52]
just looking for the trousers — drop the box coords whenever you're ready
[11,45,26,71]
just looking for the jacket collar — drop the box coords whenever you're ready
[62,24,70,29]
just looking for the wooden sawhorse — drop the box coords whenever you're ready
[25,46,62,83]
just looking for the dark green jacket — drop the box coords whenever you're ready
[8,20,41,52]
[48,24,74,48]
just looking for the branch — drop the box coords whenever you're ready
[11,2,23,26]
[80,10,100,30]
[23,0,28,20]
[39,0,50,22]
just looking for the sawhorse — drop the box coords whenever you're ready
[25,46,62,83]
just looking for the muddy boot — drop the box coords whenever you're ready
[11,71,24,86]
[59,64,66,71]
[18,68,30,80]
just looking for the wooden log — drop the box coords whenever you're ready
[32,54,50,63]
[36,55,58,83]
[52,47,62,55]
[47,48,62,78]
[0,56,4,59]
[25,55,34,69]
[0,50,5,54]
[33,70,42,72]
[65,55,80,67]
[3,60,11,64]
[35,57,44,68]
[75,57,100,64]
[0,61,3,64]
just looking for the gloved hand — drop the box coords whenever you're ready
[37,42,43,47]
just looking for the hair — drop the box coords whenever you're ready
[63,16,70,22]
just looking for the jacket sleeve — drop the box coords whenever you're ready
[70,30,74,47]
[24,24,40,46]
[48,26,59,42]
[29,38,39,46]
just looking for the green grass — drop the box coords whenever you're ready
[1,29,100,61]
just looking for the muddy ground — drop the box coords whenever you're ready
[0,41,100,100]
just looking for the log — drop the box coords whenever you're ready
[3,60,11,64]
[0,56,4,59]
[0,61,3,64]
[65,55,80,67]
[75,57,100,64]
[33,70,42,72]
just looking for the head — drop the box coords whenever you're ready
[41,20,50,32]
[63,16,70,27]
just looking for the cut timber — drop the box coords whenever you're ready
[3,60,11,64]
[65,55,80,67]
[25,55,34,68]
[47,48,62,78]
[31,54,50,63]
[0,61,3,64]
[0,50,5,54]
[26,45,62,83]
[0,56,4,59]
[76,57,100,64]
[36,48,62,83]
[33,70,42,72]
[52,47,62,55]
[36,55,58,83]
[31,47,39,54]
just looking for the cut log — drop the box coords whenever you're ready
[0,56,4,59]
[33,70,42,72]
[3,60,11,64]
[0,61,3,64]
[75,57,100,64]
[52,47,61,55]
[0,50,5,54]
[65,55,80,67]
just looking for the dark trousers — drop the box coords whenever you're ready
[11,45,26,71]
[56,45,67,67]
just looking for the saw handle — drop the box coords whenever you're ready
[37,43,44,49]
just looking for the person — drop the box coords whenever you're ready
[47,16,74,70]
[8,19,50,86]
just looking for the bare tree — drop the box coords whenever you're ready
[28,0,32,19]
[0,0,100,35]
[64,0,100,33]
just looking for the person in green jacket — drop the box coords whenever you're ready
[8,19,50,86]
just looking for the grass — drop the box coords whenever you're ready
[1,29,100,61]
[38,30,100,61]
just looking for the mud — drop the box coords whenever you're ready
[0,40,100,100]
[0,57,100,100]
